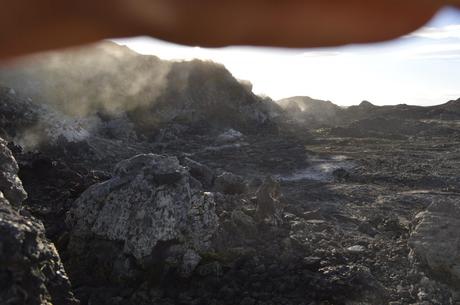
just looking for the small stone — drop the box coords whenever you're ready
[305,219,326,225]
[347,245,366,253]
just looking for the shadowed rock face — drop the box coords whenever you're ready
[0,137,78,305]
[66,154,218,283]
[0,196,79,305]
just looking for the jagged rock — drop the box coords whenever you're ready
[0,194,79,305]
[409,197,460,287]
[0,139,77,305]
[0,138,27,207]
[254,176,283,224]
[66,154,219,281]
[214,171,248,195]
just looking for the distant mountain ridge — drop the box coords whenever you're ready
[278,96,460,127]
[277,96,460,139]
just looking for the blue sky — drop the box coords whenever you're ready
[115,7,460,106]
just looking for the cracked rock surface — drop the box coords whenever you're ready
[0,137,77,305]
[66,154,218,283]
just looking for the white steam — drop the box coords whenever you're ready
[0,41,172,117]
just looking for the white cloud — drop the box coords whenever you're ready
[408,24,460,40]
[394,43,460,60]
[300,50,343,58]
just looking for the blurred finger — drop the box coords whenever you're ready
[0,0,448,60]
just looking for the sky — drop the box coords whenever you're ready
[114,7,460,106]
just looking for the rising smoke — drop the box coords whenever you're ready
[0,41,268,149]
[0,42,174,149]
[0,41,172,117]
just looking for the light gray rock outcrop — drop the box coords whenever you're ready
[66,154,219,278]
[409,197,460,287]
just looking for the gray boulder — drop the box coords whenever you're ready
[409,197,460,287]
[66,154,219,279]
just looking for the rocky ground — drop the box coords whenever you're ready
[1,43,460,305]
[4,115,460,305]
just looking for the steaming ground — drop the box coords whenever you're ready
[1,42,460,305]
[0,42,171,117]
